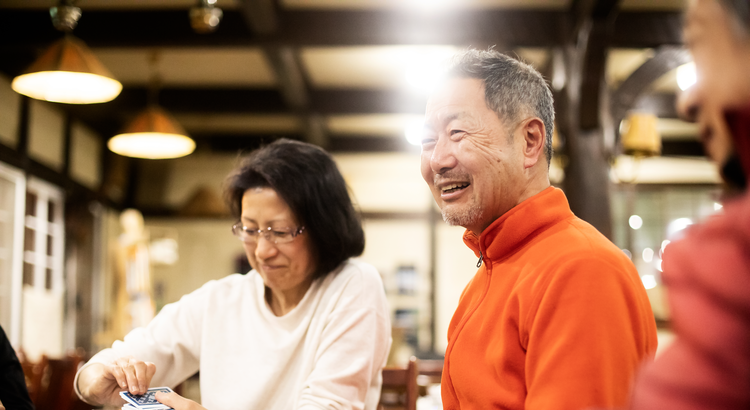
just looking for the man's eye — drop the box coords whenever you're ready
[450,129,464,136]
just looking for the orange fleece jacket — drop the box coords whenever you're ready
[441,187,657,410]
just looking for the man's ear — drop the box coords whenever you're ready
[521,117,546,168]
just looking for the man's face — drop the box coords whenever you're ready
[420,77,526,235]
[681,0,750,165]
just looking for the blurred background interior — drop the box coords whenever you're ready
[0,0,721,408]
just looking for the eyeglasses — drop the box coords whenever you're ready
[231,222,305,245]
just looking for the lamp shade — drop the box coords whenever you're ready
[620,112,661,157]
[12,36,122,104]
[108,106,196,159]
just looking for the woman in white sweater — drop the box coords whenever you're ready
[75,140,392,410]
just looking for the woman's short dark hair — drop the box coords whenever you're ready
[224,139,365,279]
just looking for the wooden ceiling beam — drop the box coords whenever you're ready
[0,9,681,51]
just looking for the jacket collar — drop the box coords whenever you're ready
[462,186,574,263]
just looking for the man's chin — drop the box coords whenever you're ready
[441,205,482,228]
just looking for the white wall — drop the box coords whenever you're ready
[146,218,240,306]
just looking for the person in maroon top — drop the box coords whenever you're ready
[629,0,750,408]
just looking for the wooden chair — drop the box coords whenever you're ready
[415,358,443,395]
[17,349,49,406]
[36,348,86,410]
[379,356,418,410]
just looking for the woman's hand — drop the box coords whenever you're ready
[155,391,205,410]
[77,356,156,406]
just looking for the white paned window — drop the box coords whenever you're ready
[23,178,65,292]
[21,178,65,359]
[0,162,26,345]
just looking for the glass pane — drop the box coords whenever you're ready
[23,262,33,286]
[24,227,34,252]
[25,192,36,217]
[45,268,52,290]
[47,234,53,256]
[48,200,55,223]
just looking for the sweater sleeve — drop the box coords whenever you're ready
[523,255,657,410]
[0,326,34,410]
[296,264,392,410]
[75,280,213,395]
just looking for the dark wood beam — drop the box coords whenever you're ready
[239,0,279,35]
[611,46,691,140]
[611,12,684,48]
[633,93,679,119]
[0,9,681,49]
[558,0,618,239]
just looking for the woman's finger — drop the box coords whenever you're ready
[155,391,205,410]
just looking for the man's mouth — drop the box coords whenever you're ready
[441,183,470,194]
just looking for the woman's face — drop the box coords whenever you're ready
[240,187,316,301]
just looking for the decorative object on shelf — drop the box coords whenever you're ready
[620,112,662,157]
[108,51,195,159]
[11,1,122,104]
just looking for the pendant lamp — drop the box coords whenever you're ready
[108,106,196,159]
[11,2,122,104]
[108,51,195,159]
[620,112,661,157]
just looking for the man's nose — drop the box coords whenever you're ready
[677,85,701,123]
[430,136,458,174]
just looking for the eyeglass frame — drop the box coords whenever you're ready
[231,222,306,245]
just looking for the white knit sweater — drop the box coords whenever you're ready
[76,259,392,410]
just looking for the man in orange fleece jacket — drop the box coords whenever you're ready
[419,49,658,410]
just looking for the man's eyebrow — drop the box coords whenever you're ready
[438,111,468,124]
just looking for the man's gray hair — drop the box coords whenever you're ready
[719,0,750,35]
[445,49,555,165]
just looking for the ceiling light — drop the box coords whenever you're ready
[12,36,122,104]
[676,62,696,91]
[402,47,456,95]
[190,0,223,34]
[404,118,425,146]
[12,0,122,104]
[109,106,195,159]
[620,112,661,157]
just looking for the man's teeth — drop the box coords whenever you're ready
[442,183,468,192]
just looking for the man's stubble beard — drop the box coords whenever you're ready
[441,201,483,228]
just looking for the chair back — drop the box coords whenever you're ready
[379,356,418,410]
[36,348,86,410]
[17,350,48,405]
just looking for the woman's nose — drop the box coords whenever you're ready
[254,235,278,259]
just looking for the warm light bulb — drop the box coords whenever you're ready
[641,274,657,290]
[12,71,122,104]
[676,62,696,91]
[642,247,654,263]
[108,132,196,159]
[667,217,693,237]
[405,119,425,146]
[629,215,643,230]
